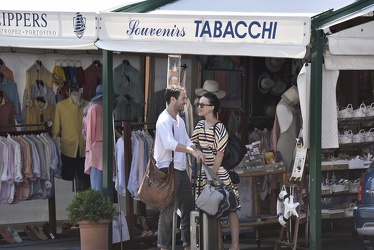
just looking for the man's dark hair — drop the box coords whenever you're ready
[165,85,185,105]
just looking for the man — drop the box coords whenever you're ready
[154,85,204,250]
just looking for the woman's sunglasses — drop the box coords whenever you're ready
[194,103,213,108]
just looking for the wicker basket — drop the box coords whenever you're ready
[366,128,374,142]
[367,102,374,116]
[339,130,353,144]
[348,182,359,193]
[352,104,367,118]
[338,104,353,118]
[344,203,356,217]
[331,183,348,193]
[352,129,366,143]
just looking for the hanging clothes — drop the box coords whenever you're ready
[0,132,58,204]
[0,92,16,131]
[0,75,21,124]
[83,60,102,101]
[113,61,144,121]
[0,59,14,81]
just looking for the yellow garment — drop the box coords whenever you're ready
[26,100,55,130]
[25,61,53,96]
[53,97,88,158]
[51,65,66,86]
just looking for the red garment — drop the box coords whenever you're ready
[83,61,102,101]
[0,92,16,131]
[0,62,14,81]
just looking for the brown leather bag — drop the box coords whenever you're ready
[137,157,175,210]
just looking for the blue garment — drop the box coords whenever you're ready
[113,61,144,121]
[90,167,103,192]
[0,77,21,123]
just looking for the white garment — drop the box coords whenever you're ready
[297,64,339,148]
[115,136,126,196]
[127,132,140,198]
[154,110,193,171]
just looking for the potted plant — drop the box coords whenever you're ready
[66,189,116,250]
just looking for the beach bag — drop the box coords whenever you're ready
[196,163,239,218]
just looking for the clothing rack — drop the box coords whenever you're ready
[122,120,156,244]
[0,122,57,235]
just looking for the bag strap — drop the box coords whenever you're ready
[168,125,175,172]
[202,162,223,184]
[212,121,224,149]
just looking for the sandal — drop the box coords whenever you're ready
[0,227,15,244]
[33,226,48,240]
[7,226,22,243]
[43,223,55,239]
[24,225,38,241]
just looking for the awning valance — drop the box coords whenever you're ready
[96,12,310,58]
[0,10,98,50]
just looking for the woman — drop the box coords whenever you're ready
[191,92,240,250]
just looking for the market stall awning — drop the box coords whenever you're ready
[0,10,98,50]
[95,12,310,58]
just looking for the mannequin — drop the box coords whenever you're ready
[52,90,89,189]
[70,91,83,107]
[276,85,301,170]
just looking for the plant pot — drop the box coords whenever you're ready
[78,220,110,250]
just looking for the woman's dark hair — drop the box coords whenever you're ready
[165,85,185,105]
[201,92,220,114]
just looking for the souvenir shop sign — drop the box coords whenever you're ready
[96,12,310,58]
[0,10,98,50]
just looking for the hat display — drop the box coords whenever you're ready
[195,80,226,99]
[270,78,287,96]
[265,58,285,73]
[257,73,275,94]
[91,84,120,101]
[264,102,276,117]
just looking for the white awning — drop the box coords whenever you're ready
[327,20,374,56]
[96,12,310,58]
[0,10,99,50]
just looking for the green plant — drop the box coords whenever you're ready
[66,189,116,224]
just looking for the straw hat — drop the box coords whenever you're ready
[258,73,275,94]
[270,78,287,96]
[195,80,226,99]
[265,58,285,73]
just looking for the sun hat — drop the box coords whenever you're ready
[91,84,120,101]
[195,80,226,99]
[265,57,285,73]
[257,73,275,94]
[270,78,287,96]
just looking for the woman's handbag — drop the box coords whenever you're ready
[213,122,247,170]
[228,170,240,184]
[137,156,175,210]
[196,163,239,218]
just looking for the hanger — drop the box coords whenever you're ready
[36,60,42,66]
[93,60,102,67]
[36,96,46,103]
[123,59,130,66]
[36,80,44,88]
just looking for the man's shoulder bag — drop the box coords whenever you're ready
[137,156,174,210]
